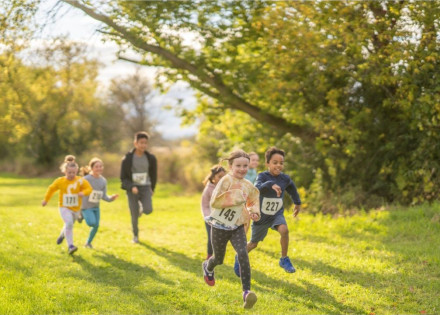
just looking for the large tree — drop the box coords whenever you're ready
[59,1,440,207]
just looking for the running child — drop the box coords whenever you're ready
[202,150,260,309]
[244,152,259,184]
[242,147,301,273]
[200,165,226,259]
[41,155,92,255]
[81,157,119,248]
[120,131,157,244]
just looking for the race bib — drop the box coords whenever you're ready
[88,190,103,203]
[132,172,148,185]
[63,194,79,207]
[261,197,283,215]
[210,205,243,227]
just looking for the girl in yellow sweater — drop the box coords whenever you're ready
[42,155,92,255]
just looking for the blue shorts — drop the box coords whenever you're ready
[250,215,287,243]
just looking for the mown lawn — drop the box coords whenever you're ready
[0,174,439,314]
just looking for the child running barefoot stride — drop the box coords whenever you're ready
[239,147,301,274]
[200,165,226,259]
[42,155,92,255]
[81,158,119,248]
[202,150,260,309]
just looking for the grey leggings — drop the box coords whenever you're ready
[207,225,251,291]
[126,186,153,237]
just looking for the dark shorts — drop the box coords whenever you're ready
[250,215,287,243]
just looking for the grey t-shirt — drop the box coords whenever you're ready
[81,174,112,209]
[132,154,151,186]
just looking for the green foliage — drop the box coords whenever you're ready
[1,175,440,314]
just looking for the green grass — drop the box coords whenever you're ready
[0,173,439,314]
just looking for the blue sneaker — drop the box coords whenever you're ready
[234,254,240,277]
[279,256,296,273]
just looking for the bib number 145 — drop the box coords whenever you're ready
[210,205,242,227]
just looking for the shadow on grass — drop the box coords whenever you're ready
[139,242,364,314]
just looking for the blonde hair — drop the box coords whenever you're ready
[80,157,103,176]
[248,152,258,158]
[60,155,78,173]
[220,150,250,166]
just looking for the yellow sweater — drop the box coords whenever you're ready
[43,176,92,212]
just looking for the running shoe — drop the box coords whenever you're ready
[243,290,257,309]
[279,256,296,273]
[202,260,215,286]
[56,235,64,245]
[68,245,78,255]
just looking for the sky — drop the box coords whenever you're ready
[34,1,198,140]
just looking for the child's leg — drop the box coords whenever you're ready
[59,207,76,247]
[230,225,251,291]
[205,222,213,257]
[83,208,100,244]
[276,224,289,257]
[138,186,153,215]
[126,191,140,237]
[207,227,231,271]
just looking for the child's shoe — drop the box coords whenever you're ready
[84,243,93,249]
[279,256,296,273]
[243,290,257,309]
[68,245,78,255]
[202,260,215,286]
[56,235,65,245]
[132,236,139,244]
[77,211,84,223]
[234,254,241,277]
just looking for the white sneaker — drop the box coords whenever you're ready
[132,236,139,244]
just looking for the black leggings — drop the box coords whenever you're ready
[207,225,251,291]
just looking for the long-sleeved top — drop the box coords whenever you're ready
[43,176,92,212]
[254,171,301,225]
[244,168,257,184]
[120,149,157,192]
[201,182,215,218]
[206,173,260,230]
[81,174,114,209]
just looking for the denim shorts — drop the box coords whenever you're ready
[250,214,287,243]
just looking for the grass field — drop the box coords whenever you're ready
[0,173,439,314]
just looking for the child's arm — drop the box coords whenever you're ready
[201,185,213,217]
[101,178,119,202]
[246,185,261,221]
[42,178,60,206]
[255,173,276,193]
[79,178,93,197]
[286,178,302,217]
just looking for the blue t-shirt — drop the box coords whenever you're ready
[254,171,301,225]
[244,168,257,184]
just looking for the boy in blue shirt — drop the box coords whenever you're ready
[234,147,301,275]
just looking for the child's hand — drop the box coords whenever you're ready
[293,205,301,217]
[250,213,259,222]
[272,184,282,197]
[111,194,119,201]
[132,187,139,195]
[78,192,85,197]
[41,200,47,207]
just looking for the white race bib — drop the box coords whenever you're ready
[63,194,79,207]
[132,172,148,185]
[210,205,243,227]
[261,197,283,215]
[88,190,103,203]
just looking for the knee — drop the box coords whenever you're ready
[65,222,74,229]
[278,225,289,237]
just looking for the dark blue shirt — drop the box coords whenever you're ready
[254,171,301,225]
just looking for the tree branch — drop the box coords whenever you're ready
[61,0,317,141]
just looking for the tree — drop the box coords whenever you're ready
[59,1,440,208]
[108,69,158,137]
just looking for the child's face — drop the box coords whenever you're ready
[230,157,249,179]
[249,154,259,169]
[134,138,148,152]
[92,161,104,176]
[212,171,226,184]
[267,153,284,176]
[65,166,77,180]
